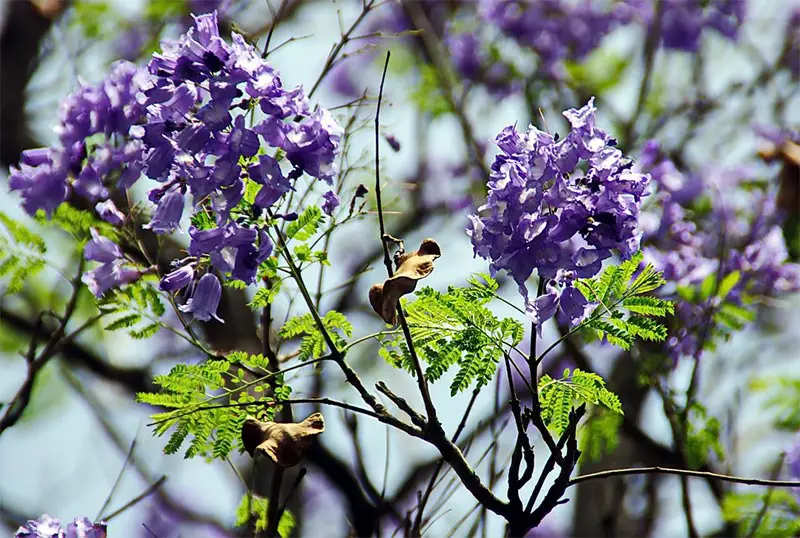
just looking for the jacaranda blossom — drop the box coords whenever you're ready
[82,229,141,297]
[179,273,223,322]
[15,514,107,538]
[468,98,650,327]
[8,11,343,319]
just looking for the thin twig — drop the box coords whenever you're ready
[96,438,137,520]
[373,50,439,429]
[101,476,167,522]
[569,467,800,488]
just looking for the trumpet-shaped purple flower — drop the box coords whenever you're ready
[160,264,195,291]
[82,229,141,296]
[65,517,107,538]
[16,514,62,537]
[9,61,147,217]
[180,273,223,322]
[85,229,123,263]
[95,200,125,226]
[321,191,341,216]
[8,148,69,216]
[481,0,630,74]
[144,188,185,234]
[16,515,107,538]
[468,98,650,326]
[8,9,344,320]
[622,0,745,52]
[83,259,142,297]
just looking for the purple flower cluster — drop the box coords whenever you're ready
[9,61,147,217]
[639,139,800,361]
[443,27,520,98]
[468,98,650,327]
[138,11,340,315]
[641,0,746,52]
[16,514,106,538]
[9,11,343,321]
[480,0,632,74]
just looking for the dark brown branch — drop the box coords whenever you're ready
[0,259,87,435]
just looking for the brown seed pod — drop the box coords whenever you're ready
[759,139,800,261]
[369,239,441,325]
[241,412,324,467]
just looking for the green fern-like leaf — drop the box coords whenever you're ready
[164,420,191,455]
[383,280,521,394]
[621,295,674,316]
[539,369,623,435]
[235,495,296,536]
[580,408,622,462]
[577,255,671,351]
[285,205,322,241]
[249,283,281,309]
[129,322,161,339]
[722,490,800,537]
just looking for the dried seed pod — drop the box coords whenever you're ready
[241,413,324,467]
[369,239,441,325]
[760,140,800,261]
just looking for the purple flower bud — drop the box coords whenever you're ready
[95,200,125,226]
[179,273,223,322]
[145,188,184,234]
[321,191,341,216]
[159,264,195,291]
[383,133,401,152]
[84,229,123,263]
[82,262,141,297]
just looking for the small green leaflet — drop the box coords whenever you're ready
[538,368,623,435]
[576,253,673,350]
[285,206,322,241]
[380,274,524,396]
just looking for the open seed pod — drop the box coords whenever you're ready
[241,412,325,467]
[369,239,441,325]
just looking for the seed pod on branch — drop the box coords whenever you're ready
[241,413,325,467]
[759,139,800,260]
[369,239,441,325]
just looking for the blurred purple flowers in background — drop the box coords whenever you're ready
[15,515,107,538]
[481,0,631,74]
[468,98,650,327]
[638,137,800,362]
[788,431,800,483]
